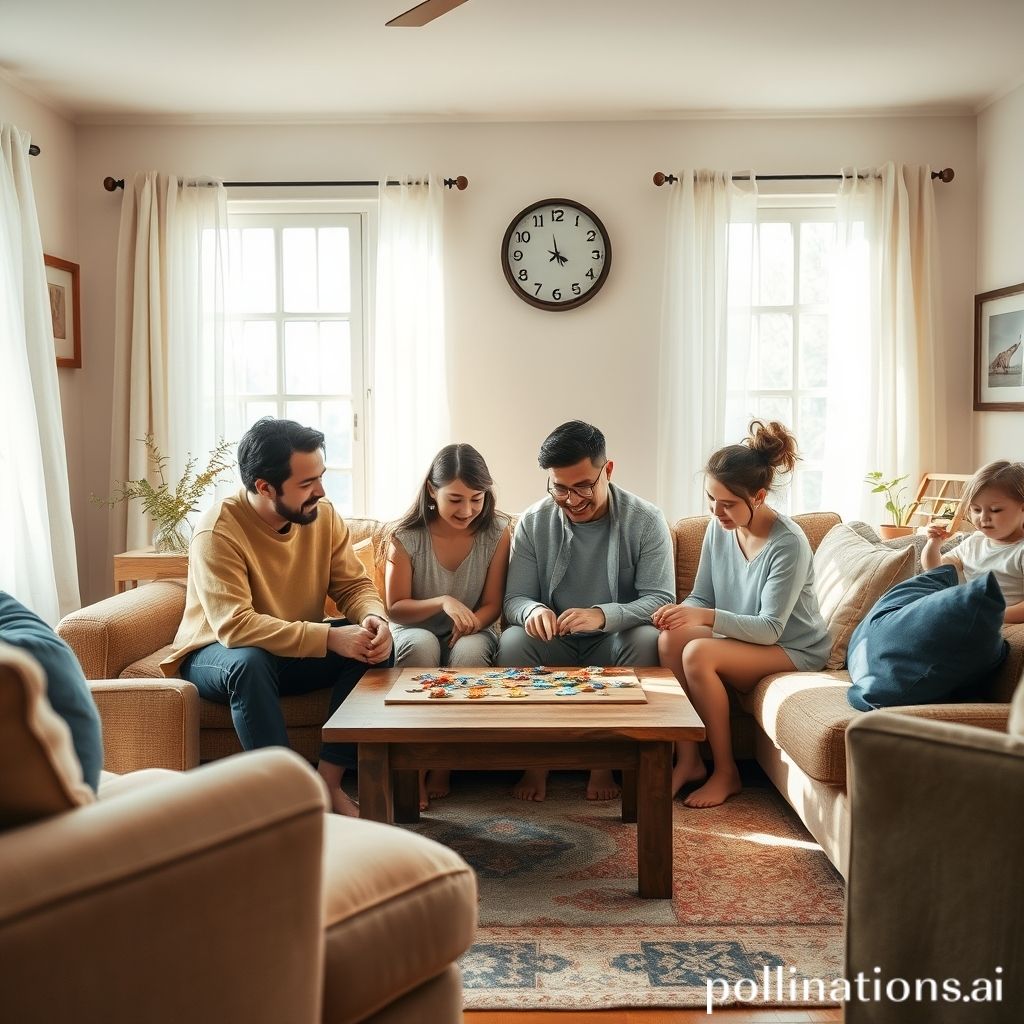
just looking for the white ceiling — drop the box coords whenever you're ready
[3,0,1023,123]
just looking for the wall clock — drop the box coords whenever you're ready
[500,198,612,311]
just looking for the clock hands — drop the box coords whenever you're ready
[548,234,569,266]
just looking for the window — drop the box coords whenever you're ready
[223,206,369,515]
[726,198,842,515]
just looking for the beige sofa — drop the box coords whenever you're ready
[0,640,477,1024]
[57,513,1024,878]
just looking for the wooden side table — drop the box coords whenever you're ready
[113,548,189,593]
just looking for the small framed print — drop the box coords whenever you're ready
[975,281,1024,411]
[43,254,82,369]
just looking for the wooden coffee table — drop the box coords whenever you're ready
[323,666,705,898]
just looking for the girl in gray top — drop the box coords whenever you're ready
[385,444,511,809]
[652,421,831,810]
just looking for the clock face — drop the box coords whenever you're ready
[501,198,611,310]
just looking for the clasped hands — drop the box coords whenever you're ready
[651,604,714,631]
[525,605,605,641]
[327,614,393,662]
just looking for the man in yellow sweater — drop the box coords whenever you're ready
[161,418,392,815]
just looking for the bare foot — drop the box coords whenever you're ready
[586,769,621,801]
[671,758,708,798]
[512,768,548,802]
[426,768,451,800]
[683,768,741,809]
[330,788,361,817]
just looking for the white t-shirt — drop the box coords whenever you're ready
[949,531,1024,606]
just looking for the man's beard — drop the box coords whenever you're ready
[273,494,320,526]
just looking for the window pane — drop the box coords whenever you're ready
[799,222,834,304]
[321,399,353,467]
[244,400,277,428]
[323,470,353,515]
[235,320,276,394]
[318,228,351,312]
[284,321,319,394]
[757,313,793,389]
[235,229,275,313]
[797,469,823,513]
[285,400,319,429]
[798,396,827,460]
[759,223,793,305]
[757,395,792,426]
[283,228,317,312]
[319,322,352,394]
[799,314,829,388]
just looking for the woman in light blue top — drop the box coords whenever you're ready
[385,444,511,809]
[653,421,831,809]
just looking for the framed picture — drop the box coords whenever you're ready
[43,254,82,369]
[975,281,1024,411]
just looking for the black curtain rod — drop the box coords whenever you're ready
[653,168,955,186]
[103,174,468,192]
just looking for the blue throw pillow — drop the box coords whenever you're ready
[846,566,1008,712]
[0,592,103,791]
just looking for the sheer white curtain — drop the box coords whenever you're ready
[822,163,945,522]
[0,123,80,622]
[372,175,449,519]
[110,172,232,554]
[657,171,758,521]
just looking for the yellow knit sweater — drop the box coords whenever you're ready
[160,490,385,676]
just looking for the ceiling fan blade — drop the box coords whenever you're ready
[386,0,470,27]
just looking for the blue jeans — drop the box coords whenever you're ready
[180,619,394,767]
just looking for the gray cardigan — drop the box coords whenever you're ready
[503,483,675,633]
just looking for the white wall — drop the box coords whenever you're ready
[0,76,87,603]
[975,82,1024,463]
[59,116,975,603]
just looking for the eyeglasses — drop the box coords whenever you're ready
[547,464,608,503]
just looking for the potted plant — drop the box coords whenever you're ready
[94,435,234,553]
[863,471,915,539]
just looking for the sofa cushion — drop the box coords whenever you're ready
[0,592,104,791]
[847,566,1008,711]
[321,814,477,1024]
[353,536,385,598]
[812,524,916,669]
[0,641,96,828]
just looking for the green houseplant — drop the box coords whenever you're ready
[863,471,915,538]
[95,435,234,553]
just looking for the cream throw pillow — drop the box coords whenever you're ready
[812,525,917,670]
[1010,675,1024,737]
[0,641,95,829]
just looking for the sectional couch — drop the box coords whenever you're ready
[57,512,1024,877]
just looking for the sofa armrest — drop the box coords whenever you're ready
[57,581,186,679]
[0,748,328,1024]
[90,679,200,772]
[990,621,1024,702]
[845,713,1024,1022]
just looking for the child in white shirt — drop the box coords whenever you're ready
[922,460,1024,623]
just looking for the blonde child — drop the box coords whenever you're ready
[921,460,1024,624]
[652,421,831,808]
[385,444,511,810]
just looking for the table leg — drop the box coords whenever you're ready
[357,743,393,824]
[636,740,673,899]
[621,768,637,823]
[393,768,420,823]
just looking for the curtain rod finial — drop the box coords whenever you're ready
[103,176,124,192]
[934,167,955,183]
[652,171,677,187]
[444,175,468,190]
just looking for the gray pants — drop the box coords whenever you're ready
[393,625,499,668]
[495,624,660,668]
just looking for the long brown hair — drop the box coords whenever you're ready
[705,419,800,516]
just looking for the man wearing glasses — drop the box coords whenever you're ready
[498,420,675,802]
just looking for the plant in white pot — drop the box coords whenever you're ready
[863,471,915,539]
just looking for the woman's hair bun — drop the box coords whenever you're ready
[746,419,799,475]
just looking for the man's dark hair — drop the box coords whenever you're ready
[538,420,607,469]
[237,417,325,492]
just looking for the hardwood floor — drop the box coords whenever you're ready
[466,1009,844,1022]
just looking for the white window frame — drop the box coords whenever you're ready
[227,197,376,515]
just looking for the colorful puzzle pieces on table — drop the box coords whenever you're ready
[385,666,646,704]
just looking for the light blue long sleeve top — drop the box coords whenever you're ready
[684,513,831,672]
[503,483,675,634]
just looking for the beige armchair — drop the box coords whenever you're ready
[845,707,1024,1022]
[0,645,478,1024]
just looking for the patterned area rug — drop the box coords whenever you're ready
[404,771,845,1010]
